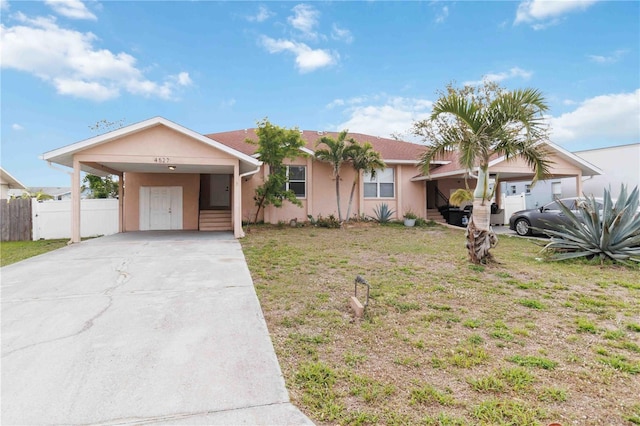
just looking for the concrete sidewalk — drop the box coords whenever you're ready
[1,232,313,425]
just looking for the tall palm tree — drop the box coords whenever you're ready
[345,141,385,221]
[315,130,354,222]
[415,83,551,263]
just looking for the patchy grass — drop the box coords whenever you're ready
[241,224,640,425]
[0,239,68,266]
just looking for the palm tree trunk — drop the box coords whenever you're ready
[335,173,343,222]
[345,180,357,221]
[467,168,498,263]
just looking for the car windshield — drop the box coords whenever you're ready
[543,200,573,210]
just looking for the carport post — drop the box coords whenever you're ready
[118,172,124,233]
[576,172,583,197]
[233,162,244,238]
[71,157,81,243]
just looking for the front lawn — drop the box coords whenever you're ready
[241,223,640,425]
[0,239,68,267]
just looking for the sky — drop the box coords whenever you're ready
[1,0,639,187]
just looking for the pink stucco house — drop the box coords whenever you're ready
[42,117,600,242]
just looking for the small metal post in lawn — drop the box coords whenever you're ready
[350,275,370,319]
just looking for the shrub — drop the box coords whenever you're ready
[372,203,395,223]
[536,184,640,264]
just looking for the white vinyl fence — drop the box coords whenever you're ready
[32,199,119,240]
[502,193,527,222]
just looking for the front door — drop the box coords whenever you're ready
[200,174,231,210]
[140,186,183,230]
[149,187,172,229]
[210,175,230,208]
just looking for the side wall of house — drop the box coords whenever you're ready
[123,173,200,231]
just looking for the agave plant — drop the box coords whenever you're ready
[372,203,395,223]
[535,185,640,264]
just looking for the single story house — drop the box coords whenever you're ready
[1,167,27,199]
[42,117,602,242]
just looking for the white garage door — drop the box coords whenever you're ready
[139,186,183,230]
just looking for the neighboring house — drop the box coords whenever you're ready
[561,143,640,199]
[24,187,72,200]
[42,117,602,242]
[0,167,27,199]
[503,143,638,208]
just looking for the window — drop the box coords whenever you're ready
[285,165,306,198]
[364,167,394,198]
[525,184,531,194]
[551,182,561,199]
[510,185,517,195]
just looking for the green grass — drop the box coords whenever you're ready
[1,239,68,266]
[507,355,558,370]
[409,383,456,406]
[241,224,640,425]
[473,398,545,425]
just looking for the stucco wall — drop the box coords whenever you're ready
[123,173,200,231]
[81,125,236,160]
[240,160,426,224]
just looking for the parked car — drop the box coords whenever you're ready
[509,198,604,236]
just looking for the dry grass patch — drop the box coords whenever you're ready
[241,224,640,425]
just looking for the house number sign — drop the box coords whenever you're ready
[154,157,170,163]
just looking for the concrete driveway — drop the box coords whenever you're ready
[1,232,312,425]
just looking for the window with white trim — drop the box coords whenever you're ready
[364,167,394,198]
[551,182,561,199]
[510,185,517,195]
[285,165,306,198]
[525,184,531,194]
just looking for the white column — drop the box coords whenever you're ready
[576,172,583,197]
[71,157,81,243]
[118,172,124,233]
[234,163,244,238]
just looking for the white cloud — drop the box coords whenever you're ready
[336,96,433,140]
[326,98,345,109]
[246,5,273,23]
[260,36,336,73]
[1,0,10,11]
[588,49,628,64]
[515,0,598,29]
[331,24,353,43]
[435,5,449,24]
[12,123,24,131]
[0,13,190,101]
[45,0,97,20]
[54,77,118,101]
[463,67,533,86]
[288,4,319,39]
[550,89,640,146]
[175,71,192,86]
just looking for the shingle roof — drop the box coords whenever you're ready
[205,129,428,162]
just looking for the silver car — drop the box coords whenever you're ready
[508,197,603,236]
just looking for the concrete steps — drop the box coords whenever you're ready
[426,209,447,224]
[199,210,232,231]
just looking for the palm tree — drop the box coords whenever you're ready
[345,141,385,221]
[315,130,354,222]
[415,82,551,263]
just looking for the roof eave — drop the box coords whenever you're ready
[43,117,261,172]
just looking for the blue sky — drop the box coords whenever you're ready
[1,0,639,187]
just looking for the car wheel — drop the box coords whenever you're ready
[514,218,532,236]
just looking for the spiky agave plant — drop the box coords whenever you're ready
[536,185,640,264]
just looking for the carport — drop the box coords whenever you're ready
[42,117,262,242]
[413,140,603,220]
